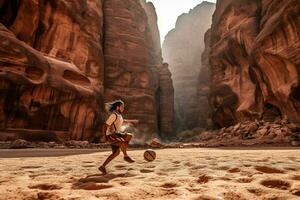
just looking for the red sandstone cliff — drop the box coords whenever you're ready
[208,0,300,127]
[162,2,215,131]
[0,0,174,142]
[139,0,175,138]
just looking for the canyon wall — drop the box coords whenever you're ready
[0,0,174,142]
[162,1,215,131]
[139,0,175,138]
[208,0,300,127]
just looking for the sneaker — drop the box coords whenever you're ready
[124,156,135,163]
[98,165,107,175]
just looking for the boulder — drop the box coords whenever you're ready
[10,139,31,149]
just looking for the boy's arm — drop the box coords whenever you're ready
[100,123,110,142]
[123,119,139,124]
[103,113,116,134]
[102,123,110,135]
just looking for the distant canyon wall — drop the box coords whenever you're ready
[208,0,300,127]
[0,0,174,142]
[163,1,215,131]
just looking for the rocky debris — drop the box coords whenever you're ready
[208,0,300,127]
[149,138,165,148]
[10,139,33,149]
[0,140,108,149]
[64,140,91,149]
[178,119,300,147]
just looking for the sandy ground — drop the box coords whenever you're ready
[0,148,300,200]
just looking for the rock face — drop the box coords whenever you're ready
[198,29,213,129]
[157,63,174,138]
[0,0,174,142]
[0,0,104,141]
[208,0,300,127]
[162,2,215,131]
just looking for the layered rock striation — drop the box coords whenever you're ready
[0,0,174,142]
[208,0,300,127]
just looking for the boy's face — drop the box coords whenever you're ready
[118,104,125,113]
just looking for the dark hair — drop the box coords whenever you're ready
[105,99,124,113]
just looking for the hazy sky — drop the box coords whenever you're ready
[147,0,216,43]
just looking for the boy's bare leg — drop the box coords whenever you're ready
[120,133,134,163]
[99,147,121,174]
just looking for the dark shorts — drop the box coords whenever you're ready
[106,133,128,153]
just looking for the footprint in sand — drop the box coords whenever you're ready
[47,168,60,172]
[72,182,113,190]
[260,179,291,190]
[119,181,129,186]
[186,187,204,193]
[147,166,156,169]
[79,172,137,183]
[247,188,266,197]
[82,161,94,164]
[83,165,95,168]
[159,167,178,172]
[218,177,232,181]
[184,162,195,167]
[37,192,60,200]
[172,161,181,164]
[191,165,206,170]
[287,157,297,161]
[223,192,246,200]
[255,166,284,174]
[21,166,43,169]
[236,177,254,183]
[215,166,230,171]
[156,172,167,176]
[197,175,211,184]
[140,169,154,173]
[284,167,297,171]
[63,167,73,171]
[160,182,179,188]
[290,188,300,196]
[114,165,126,169]
[127,167,135,171]
[227,168,241,173]
[193,195,219,200]
[29,173,47,179]
[28,183,62,190]
[291,175,300,181]
[255,158,270,163]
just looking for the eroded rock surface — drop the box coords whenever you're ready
[208,0,300,127]
[0,0,104,141]
[0,0,174,142]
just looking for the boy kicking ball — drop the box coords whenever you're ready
[98,100,138,175]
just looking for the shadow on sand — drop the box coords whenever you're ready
[72,172,136,190]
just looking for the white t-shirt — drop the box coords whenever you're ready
[105,112,124,134]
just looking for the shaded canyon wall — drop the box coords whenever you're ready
[208,0,300,127]
[0,0,174,142]
[162,1,215,131]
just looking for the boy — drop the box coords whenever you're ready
[98,100,138,174]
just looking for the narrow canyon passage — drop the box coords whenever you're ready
[0,0,299,145]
